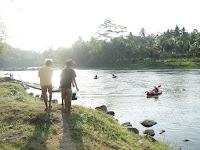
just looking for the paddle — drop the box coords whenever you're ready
[145,85,161,93]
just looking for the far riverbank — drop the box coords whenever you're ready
[1,57,200,71]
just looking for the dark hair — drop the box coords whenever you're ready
[66,59,72,67]
[45,59,52,66]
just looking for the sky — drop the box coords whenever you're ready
[0,0,200,52]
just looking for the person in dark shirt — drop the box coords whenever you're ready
[60,59,79,115]
[153,86,159,93]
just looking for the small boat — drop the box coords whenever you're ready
[146,90,162,96]
[112,74,117,78]
[94,75,98,79]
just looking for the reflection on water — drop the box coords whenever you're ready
[1,69,200,149]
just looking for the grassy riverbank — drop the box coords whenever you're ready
[122,57,200,70]
[0,82,178,150]
[83,57,200,70]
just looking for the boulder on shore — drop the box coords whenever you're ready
[35,94,40,98]
[143,128,155,136]
[121,122,132,127]
[123,127,139,134]
[95,105,107,112]
[106,111,115,116]
[140,119,157,127]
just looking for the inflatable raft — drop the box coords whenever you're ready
[146,91,162,96]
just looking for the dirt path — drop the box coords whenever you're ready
[52,105,79,150]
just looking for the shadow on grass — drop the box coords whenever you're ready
[21,111,51,150]
[59,106,83,150]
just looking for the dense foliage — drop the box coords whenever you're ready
[0,45,43,68]
[49,24,200,68]
[0,17,7,56]
[1,18,200,68]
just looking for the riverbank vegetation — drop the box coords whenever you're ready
[1,19,200,69]
[0,82,178,149]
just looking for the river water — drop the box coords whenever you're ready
[1,69,200,150]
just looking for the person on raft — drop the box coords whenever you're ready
[94,75,98,79]
[152,86,159,93]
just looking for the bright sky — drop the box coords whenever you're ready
[0,0,200,52]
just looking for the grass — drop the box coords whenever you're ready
[128,57,200,69]
[81,57,200,70]
[0,82,179,150]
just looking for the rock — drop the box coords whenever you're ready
[7,125,14,129]
[143,128,155,136]
[24,86,30,90]
[35,94,40,98]
[95,105,107,112]
[158,130,165,134]
[124,127,139,134]
[106,111,115,116]
[29,92,34,96]
[181,88,186,91]
[140,119,157,127]
[121,122,132,127]
[182,139,190,142]
[4,77,12,81]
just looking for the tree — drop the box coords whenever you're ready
[96,18,127,40]
[0,17,7,55]
[139,27,146,38]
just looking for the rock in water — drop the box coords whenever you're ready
[143,128,155,136]
[158,130,165,134]
[140,119,157,127]
[182,139,190,142]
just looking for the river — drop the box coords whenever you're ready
[1,69,200,150]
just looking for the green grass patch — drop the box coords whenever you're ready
[66,106,177,150]
[0,97,61,150]
[0,82,36,102]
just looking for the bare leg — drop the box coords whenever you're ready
[67,101,71,114]
[64,99,67,112]
[49,92,52,109]
[43,94,48,110]
[62,98,64,105]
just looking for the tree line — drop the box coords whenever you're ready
[1,18,200,68]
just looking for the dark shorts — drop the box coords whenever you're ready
[42,85,52,95]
